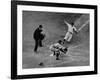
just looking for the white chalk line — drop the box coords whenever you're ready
[68,44,81,49]
[78,20,89,31]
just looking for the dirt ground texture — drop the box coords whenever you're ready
[22,11,90,69]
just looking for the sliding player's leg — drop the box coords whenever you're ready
[63,32,69,44]
[67,33,72,42]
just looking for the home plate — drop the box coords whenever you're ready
[49,53,54,56]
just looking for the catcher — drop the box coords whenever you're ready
[49,40,68,60]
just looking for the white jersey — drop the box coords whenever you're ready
[64,21,77,34]
[67,24,77,34]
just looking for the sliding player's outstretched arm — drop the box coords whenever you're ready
[64,20,71,27]
[73,26,78,34]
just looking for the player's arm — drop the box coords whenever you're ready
[73,27,78,34]
[64,20,71,27]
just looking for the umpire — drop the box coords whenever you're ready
[33,25,45,52]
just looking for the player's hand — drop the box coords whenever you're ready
[75,31,78,34]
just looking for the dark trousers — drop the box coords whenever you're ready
[53,51,60,60]
[34,39,42,52]
[56,52,60,60]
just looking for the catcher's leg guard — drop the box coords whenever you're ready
[56,52,60,60]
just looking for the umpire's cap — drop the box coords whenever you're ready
[39,25,43,28]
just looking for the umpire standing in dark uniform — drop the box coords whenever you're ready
[33,25,45,52]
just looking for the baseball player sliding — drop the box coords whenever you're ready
[63,20,78,43]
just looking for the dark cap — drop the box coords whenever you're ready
[58,40,62,44]
[71,22,74,26]
[39,25,43,28]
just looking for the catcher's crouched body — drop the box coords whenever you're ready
[49,40,68,60]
